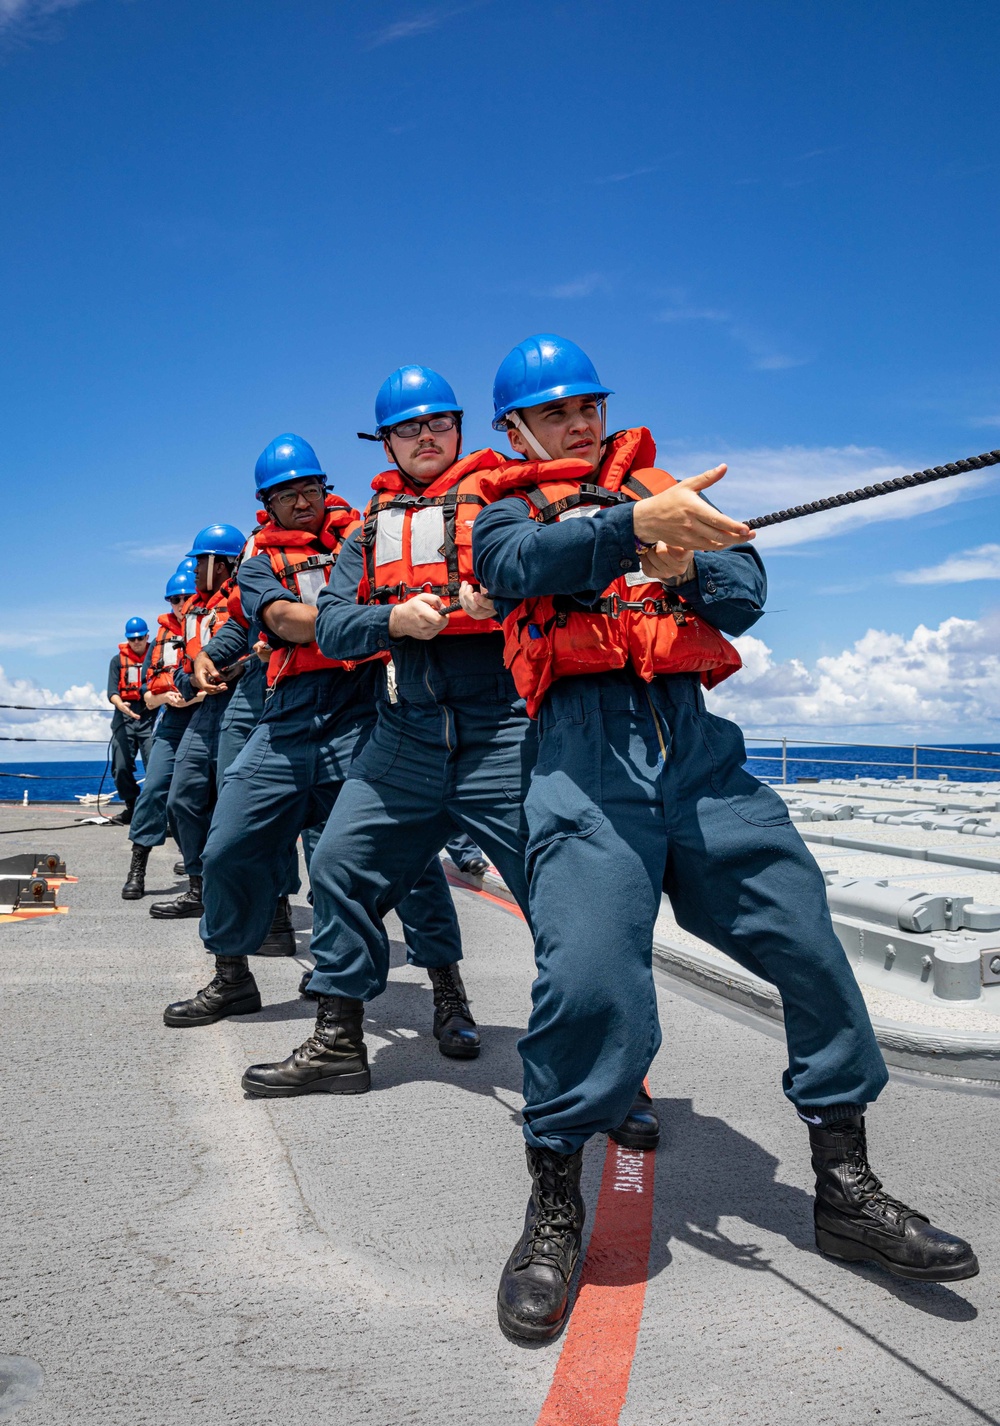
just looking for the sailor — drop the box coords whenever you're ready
[121,565,205,898]
[163,432,465,1050]
[106,616,155,825]
[190,543,307,957]
[149,523,245,920]
[472,333,979,1344]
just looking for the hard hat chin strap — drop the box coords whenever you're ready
[206,554,215,589]
[509,412,552,462]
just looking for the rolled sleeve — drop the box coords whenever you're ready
[670,546,767,636]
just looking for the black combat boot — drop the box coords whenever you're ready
[809,1113,979,1282]
[427,962,480,1059]
[173,859,186,876]
[458,855,489,876]
[609,1085,660,1151]
[150,875,204,919]
[241,995,370,1097]
[497,1145,585,1343]
[163,956,261,1027]
[121,844,151,900]
[255,896,296,956]
[108,800,135,826]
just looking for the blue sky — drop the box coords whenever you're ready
[1,0,998,752]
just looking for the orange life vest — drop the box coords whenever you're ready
[252,496,377,686]
[356,448,505,637]
[116,641,146,701]
[146,612,188,696]
[479,427,743,718]
[179,582,232,663]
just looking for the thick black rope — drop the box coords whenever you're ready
[745,449,1000,531]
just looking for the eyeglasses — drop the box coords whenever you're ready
[167,595,184,605]
[388,414,458,441]
[268,481,327,511]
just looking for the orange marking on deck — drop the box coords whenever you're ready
[534,1138,655,1425]
[454,875,656,1424]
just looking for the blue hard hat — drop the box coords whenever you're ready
[492,334,613,429]
[165,567,197,599]
[375,366,462,434]
[186,523,246,559]
[175,556,198,579]
[125,617,149,639]
[255,433,325,495]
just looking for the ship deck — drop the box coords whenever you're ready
[2,804,999,1426]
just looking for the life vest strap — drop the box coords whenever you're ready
[532,484,628,523]
[367,580,461,604]
[551,590,688,626]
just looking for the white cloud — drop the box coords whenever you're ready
[114,540,187,563]
[593,165,661,185]
[898,544,1000,586]
[654,301,809,371]
[0,604,150,657]
[663,444,996,548]
[535,272,610,300]
[0,663,110,761]
[363,2,486,48]
[704,616,1000,740]
[0,0,91,39]
[657,305,730,323]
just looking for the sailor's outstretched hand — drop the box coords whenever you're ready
[458,581,496,620]
[632,464,752,552]
[388,591,449,641]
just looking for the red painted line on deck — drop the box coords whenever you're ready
[534,1139,655,1426]
[452,875,656,1425]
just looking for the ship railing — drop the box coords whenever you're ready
[741,735,1000,785]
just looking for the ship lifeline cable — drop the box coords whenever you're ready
[744,449,1000,531]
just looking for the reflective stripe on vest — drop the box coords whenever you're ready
[116,642,145,701]
[356,449,504,637]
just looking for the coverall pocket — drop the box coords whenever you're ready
[226,725,272,780]
[698,711,791,827]
[524,713,605,872]
[350,707,403,781]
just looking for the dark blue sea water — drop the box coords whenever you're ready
[4,745,1000,801]
[744,742,1000,784]
[0,760,118,803]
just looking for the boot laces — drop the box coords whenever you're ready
[432,968,470,1022]
[848,1142,918,1226]
[525,1161,579,1262]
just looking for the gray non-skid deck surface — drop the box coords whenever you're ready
[1,806,998,1426]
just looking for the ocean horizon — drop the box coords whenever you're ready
[4,743,1000,802]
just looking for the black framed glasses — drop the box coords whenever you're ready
[388,414,458,440]
[167,595,185,606]
[268,481,327,511]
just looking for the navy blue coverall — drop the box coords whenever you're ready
[128,703,197,849]
[195,551,462,968]
[473,494,888,1156]
[301,527,536,1003]
[107,653,155,810]
[201,615,306,891]
[164,667,232,879]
